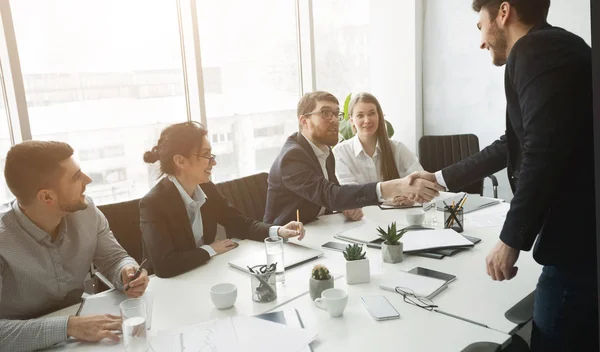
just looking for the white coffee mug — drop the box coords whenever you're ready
[210,283,237,309]
[314,288,348,317]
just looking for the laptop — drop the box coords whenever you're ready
[436,193,501,214]
[228,242,324,273]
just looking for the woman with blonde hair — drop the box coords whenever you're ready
[333,92,423,205]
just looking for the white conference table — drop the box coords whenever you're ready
[297,201,541,335]
[44,196,538,351]
[276,278,510,352]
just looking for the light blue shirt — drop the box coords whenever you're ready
[168,176,280,257]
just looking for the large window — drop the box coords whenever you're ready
[197,0,301,182]
[0,92,13,206]
[11,0,187,204]
[313,0,371,100]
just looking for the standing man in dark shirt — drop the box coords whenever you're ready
[412,1,596,350]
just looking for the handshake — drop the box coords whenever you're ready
[380,171,445,205]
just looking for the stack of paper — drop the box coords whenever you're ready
[401,229,474,253]
[150,315,318,352]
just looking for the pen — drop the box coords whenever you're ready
[124,258,147,291]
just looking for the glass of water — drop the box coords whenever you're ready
[120,298,148,352]
[264,236,285,284]
[423,199,438,228]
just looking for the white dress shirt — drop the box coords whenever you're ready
[169,176,280,257]
[168,175,216,256]
[302,133,330,216]
[434,171,448,189]
[333,136,424,185]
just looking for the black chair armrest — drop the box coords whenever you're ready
[486,174,499,198]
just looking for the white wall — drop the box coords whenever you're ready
[422,0,591,200]
[369,0,422,153]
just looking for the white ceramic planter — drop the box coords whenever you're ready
[345,259,370,284]
[382,242,403,263]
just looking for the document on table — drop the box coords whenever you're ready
[77,289,128,316]
[150,315,318,352]
[463,202,510,228]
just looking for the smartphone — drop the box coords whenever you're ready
[321,241,349,252]
[361,295,400,321]
[408,267,457,283]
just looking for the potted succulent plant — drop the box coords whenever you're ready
[377,222,408,263]
[309,264,334,301]
[343,244,370,284]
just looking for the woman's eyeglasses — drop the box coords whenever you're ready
[191,153,216,163]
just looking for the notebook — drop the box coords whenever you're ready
[380,271,448,300]
[436,193,501,214]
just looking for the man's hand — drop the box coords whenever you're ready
[381,175,444,202]
[342,208,364,221]
[486,240,520,281]
[407,171,438,185]
[391,195,415,206]
[121,265,149,298]
[210,239,238,255]
[67,315,122,342]
[278,221,305,240]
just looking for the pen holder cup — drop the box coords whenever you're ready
[444,208,464,233]
[250,270,277,303]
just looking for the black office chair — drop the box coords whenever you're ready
[91,199,150,292]
[418,134,499,198]
[215,172,269,222]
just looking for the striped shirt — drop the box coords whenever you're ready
[0,197,137,352]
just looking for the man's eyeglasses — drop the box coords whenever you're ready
[191,153,216,163]
[304,109,343,121]
[394,287,438,311]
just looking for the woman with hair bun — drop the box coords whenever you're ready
[140,121,305,278]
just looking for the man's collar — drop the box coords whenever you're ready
[301,132,331,159]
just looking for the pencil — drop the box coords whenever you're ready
[297,209,300,222]
[457,195,469,211]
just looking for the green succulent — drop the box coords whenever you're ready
[343,243,367,261]
[376,222,408,245]
[311,264,332,280]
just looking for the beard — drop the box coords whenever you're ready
[489,22,508,67]
[58,196,88,213]
[308,120,339,147]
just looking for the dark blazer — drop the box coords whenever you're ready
[264,132,380,225]
[140,177,271,278]
[442,23,595,269]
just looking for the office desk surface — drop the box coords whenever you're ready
[297,202,540,334]
[43,198,535,350]
[278,278,511,352]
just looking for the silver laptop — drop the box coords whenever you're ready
[228,242,324,273]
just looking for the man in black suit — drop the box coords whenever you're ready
[413,1,596,350]
[264,91,444,225]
